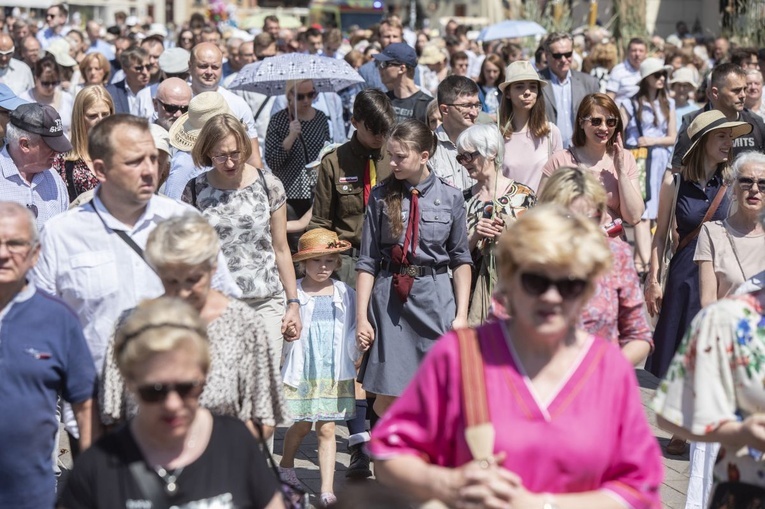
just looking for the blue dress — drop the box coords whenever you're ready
[646,171,730,378]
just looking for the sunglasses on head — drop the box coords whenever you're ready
[551,51,573,60]
[295,91,317,101]
[456,150,480,164]
[582,116,618,128]
[738,177,765,192]
[157,99,189,115]
[520,272,588,299]
[136,380,204,403]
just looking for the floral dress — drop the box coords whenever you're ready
[465,181,536,325]
[53,154,99,202]
[653,289,765,506]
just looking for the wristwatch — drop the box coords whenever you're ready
[286,298,300,306]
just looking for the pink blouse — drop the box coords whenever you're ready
[369,321,663,508]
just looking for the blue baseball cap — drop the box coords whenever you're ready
[373,42,418,68]
[0,84,28,112]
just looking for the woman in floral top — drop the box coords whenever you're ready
[182,114,301,364]
[539,166,652,365]
[653,209,765,508]
[457,124,536,325]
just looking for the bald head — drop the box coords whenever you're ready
[154,78,192,131]
[0,33,14,70]
[189,43,223,94]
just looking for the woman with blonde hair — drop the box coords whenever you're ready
[53,84,113,201]
[369,204,663,508]
[498,61,562,192]
[63,297,286,508]
[78,52,111,88]
[538,167,652,364]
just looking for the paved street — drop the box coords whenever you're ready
[272,368,691,508]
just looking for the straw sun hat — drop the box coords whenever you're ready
[498,60,547,94]
[169,92,233,152]
[292,228,352,262]
[681,110,752,164]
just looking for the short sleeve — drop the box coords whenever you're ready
[63,312,97,404]
[622,150,638,180]
[356,189,383,275]
[694,223,714,263]
[261,169,286,213]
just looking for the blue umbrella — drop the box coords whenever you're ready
[477,20,547,42]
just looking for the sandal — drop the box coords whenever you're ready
[666,435,687,455]
[277,466,300,487]
[320,492,337,507]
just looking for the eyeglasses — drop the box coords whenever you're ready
[132,64,151,73]
[456,150,481,164]
[211,152,242,165]
[551,51,574,60]
[446,102,482,112]
[519,272,588,299]
[582,116,618,128]
[26,203,38,218]
[46,14,56,19]
[0,48,14,57]
[738,177,765,192]
[136,380,205,403]
[295,91,317,101]
[39,80,60,88]
[0,239,35,255]
[376,60,402,69]
[157,99,189,115]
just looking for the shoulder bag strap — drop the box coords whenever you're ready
[257,168,271,204]
[190,176,198,208]
[676,183,728,253]
[631,98,645,140]
[90,200,159,275]
[724,226,748,281]
[456,328,494,462]
[253,98,269,123]
[128,460,169,509]
[64,160,78,203]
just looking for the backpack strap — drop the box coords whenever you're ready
[456,328,495,462]
[190,177,198,208]
[64,160,78,203]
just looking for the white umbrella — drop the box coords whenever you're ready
[477,20,547,41]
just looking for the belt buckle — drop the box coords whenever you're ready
[406,265,418,277]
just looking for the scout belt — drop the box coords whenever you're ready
[380,260,449,277]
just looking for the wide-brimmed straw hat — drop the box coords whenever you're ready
[169,92,233,151]
[293,228,352,262]
[498,60,547,94]
[669,67,699,89]
[639,57,672,81]
[419,44,446,65]
[681,110,753,164]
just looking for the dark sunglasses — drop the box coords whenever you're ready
[136,380,204,403]
[582,116,618,128]
[377,60,402,69]
[39,80,60,87]
[551,51,573,60]
[650,71,667,80]
[295,91,317,101]
[738,177,765,192]
[132,64,151,73]
[520,272,588,300]
[456,150,480,165]
[46,13,56,19]
[157,99,189,115]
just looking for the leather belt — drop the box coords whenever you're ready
[380,260,448,277]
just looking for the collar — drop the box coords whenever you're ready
[0,146,20,179]
[404,168,437,196]
[297,279,345,305]
[625,59,639,73]
[348,132,382,161]
[434,124,455,147]
[92,187,157,233]
[550,70,571,85]
[0,280,36,320]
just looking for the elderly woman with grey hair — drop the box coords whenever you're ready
[456,123,536,324]
[99,213,287,438]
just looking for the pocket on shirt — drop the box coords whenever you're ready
[335,183,363,217]
[420,208,452,245]
[65,252,119,299]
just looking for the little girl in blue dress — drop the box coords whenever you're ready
[279,228,359,507]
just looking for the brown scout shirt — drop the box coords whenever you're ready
[308,132,391,248]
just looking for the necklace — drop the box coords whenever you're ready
[155,466,183,495]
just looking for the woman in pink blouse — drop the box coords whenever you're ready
[540,93,645,226]
[538,166,652,365]
[369,205,663,509]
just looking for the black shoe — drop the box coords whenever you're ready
[345,443,372,479]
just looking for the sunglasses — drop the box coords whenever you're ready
[132,64,151,73]
[136,380,204,403]
[0,48,14,57]
[456,150,480,164]
[551,51,573,60]
[520,272,588,300]
[157,99,189,115]
[46,14,56,19]
[582,116,618,128]
[377,60,402,69]
[738,177,765,192]
[650,71,667,80]
[295,91,317,101]
[39,80,60,88]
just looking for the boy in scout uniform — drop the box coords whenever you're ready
[307,89,395,479]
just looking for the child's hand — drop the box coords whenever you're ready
[356,319,375,351]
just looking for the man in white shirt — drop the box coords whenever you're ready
[189,42,262,166]
[0,33,33,96]
[0,104,70,228]
[106,46,153,118]
[606,38,647,103]
[33,115,239,371]
[37,3,69,50]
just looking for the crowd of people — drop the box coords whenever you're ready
[1,4,765,509]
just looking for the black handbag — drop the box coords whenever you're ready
[709,481,765,508]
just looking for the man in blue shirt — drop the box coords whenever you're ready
[0,201,96,509]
